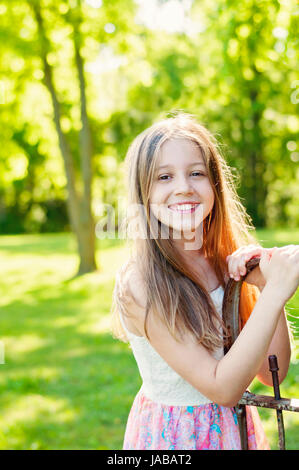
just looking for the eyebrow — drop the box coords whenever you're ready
[156,162,206,171]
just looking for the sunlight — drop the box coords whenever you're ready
[135,0,205,36]
[91,314,112,334]
[85,0,102,8]
[86,46,127,75]
[2,335,50,357]
[0,394,76,426]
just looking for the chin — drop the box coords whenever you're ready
[171,226,203,240]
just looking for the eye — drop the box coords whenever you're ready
[158,174,171,181]
[191,171,205,176]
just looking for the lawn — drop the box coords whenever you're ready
[0,229,298,450]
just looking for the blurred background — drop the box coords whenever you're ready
[0,0,298,450]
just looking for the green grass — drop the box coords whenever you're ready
[0,229,298,450]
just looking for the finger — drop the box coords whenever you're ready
[227,255,240,278]
[277,244,297,253]
[270,245,297,261]
[243,249,263,263]
[239,255,250,276]
[230,249,263,279]
[226,244,262,262]
[230,255,247,280]
[228,255,246,279]
[226,249,242,262]
[288,247,299,259]
[243,247,274,264]
[235,254,248,277]
[227,245,264,280]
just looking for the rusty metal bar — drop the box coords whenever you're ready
[235,404,248,450]
[268,355,286,450]
[238,391,299,413]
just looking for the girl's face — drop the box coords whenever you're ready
[149,138,215,242]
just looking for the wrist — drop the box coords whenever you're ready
[262,280,288,306]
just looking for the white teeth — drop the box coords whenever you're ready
[171,204,198,211]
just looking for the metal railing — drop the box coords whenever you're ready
[222,257,299,450]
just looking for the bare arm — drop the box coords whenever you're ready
[124,272,290,408]
[226,246,292,386]
[123,247,298,407]
[255,282,291,386]
[215,282,287,405]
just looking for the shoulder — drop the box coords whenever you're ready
[115,258,147,311]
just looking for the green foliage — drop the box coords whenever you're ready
[0,0,298,233]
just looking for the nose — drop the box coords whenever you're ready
[173,175,194,196]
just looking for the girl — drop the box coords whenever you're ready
[111,113,298,450]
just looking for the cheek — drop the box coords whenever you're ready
[194,179,214,201]
[202,180,214,201]
[208,187,215,205]
[199,183,215,214]
[149,185,166,204]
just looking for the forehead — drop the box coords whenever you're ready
[157,138,205,167]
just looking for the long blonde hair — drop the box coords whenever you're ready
[111,113,259,351]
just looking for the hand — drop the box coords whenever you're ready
[226,244,272,289]
[259,245,299,302]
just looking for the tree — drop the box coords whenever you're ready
[0,0,298,242]
[30,0,96,274]
[0,0,137,274]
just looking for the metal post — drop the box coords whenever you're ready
[268,355,286,450]
[235,404,248,450]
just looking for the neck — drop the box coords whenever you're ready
[170,228,206,264]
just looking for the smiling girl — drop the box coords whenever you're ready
[111,113,298,450]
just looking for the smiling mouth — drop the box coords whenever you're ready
[168,203,201,213]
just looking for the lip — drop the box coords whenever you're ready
[168,201,201,208]
[168,202,201,213]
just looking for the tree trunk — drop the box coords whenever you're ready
[73,22,97,274]
[249,87,267,228]
[32,2,97,275]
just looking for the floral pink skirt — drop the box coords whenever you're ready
[123,389,270,450]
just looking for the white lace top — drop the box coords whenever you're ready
[118,285,225,406]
